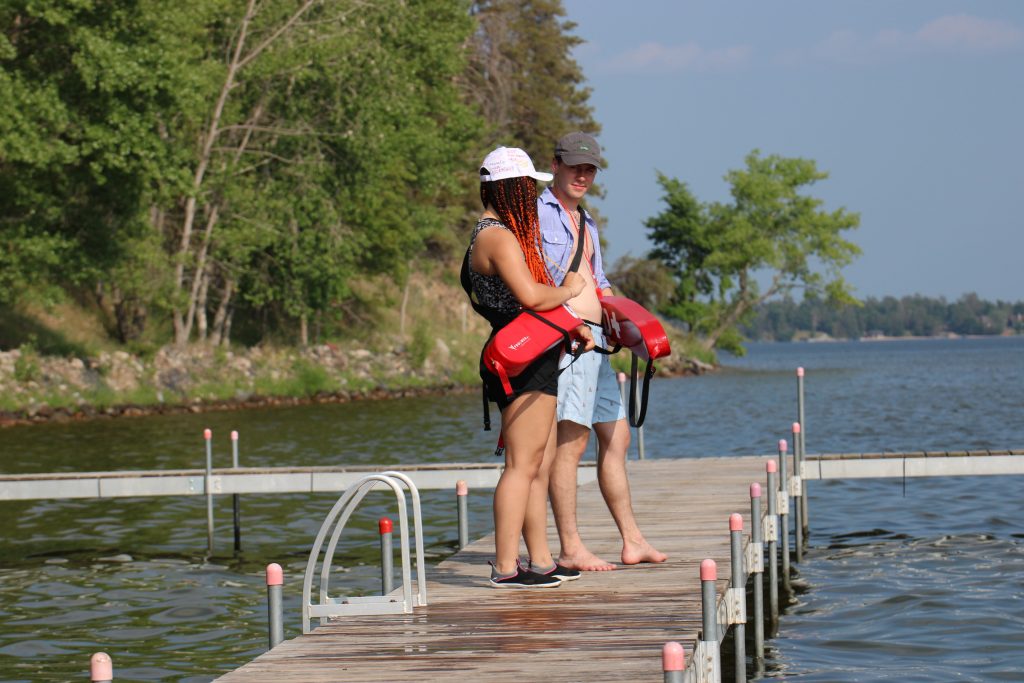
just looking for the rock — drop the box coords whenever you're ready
[689,358,715,374]
[434,338,451,364]
[98,554,134,563]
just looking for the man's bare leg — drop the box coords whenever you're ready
[549,420,617,570]
[593,419,668,565]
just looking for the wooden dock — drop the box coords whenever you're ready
[216,456,771,682]
[5,449,1019,501]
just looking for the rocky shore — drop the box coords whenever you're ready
[0,342,712,428]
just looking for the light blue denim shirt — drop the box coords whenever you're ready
[537,186,612,290]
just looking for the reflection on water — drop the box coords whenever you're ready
[0,337,1021,680]
[756,464,1024,682]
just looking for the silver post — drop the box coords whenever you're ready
[379,518,394,595]
[766,460,779,628]
[792,423,803,563]
[662,641,686,683]
[90,652,113,682]
[729,514,746,683]
[456,480,469,550]
[266,563,284,649]
[796,367,805,452]
[203,428,214,555]
[778,439,791,595]
[699,559,721,681]
[231,430,241,553]
[797,367,810,538]
[749,483,764,668]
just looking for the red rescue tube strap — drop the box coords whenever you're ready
[492,360,513,398]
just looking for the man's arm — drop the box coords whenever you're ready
[538,195,571,284]
[586,217,613,291]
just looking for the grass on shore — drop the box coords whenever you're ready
[0,275,710,419]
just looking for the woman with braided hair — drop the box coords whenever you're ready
[467,146,594,588]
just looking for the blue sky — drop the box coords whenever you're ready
[560,1,1023,302]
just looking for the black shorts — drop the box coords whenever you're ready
[481,345,562,412]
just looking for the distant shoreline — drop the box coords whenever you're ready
[792,332,1019,343]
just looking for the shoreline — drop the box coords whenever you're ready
[0,344,710,429]
[0,382,471,429]
[775,332,1018,343]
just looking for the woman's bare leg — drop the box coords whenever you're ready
[522,411,558,569]
[492,392,556,575]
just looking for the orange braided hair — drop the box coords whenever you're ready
[480,177,553,286]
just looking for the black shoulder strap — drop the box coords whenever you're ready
[565,206,588,277]
[626,354,657,428]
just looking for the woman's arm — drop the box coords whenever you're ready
[473,227,584,311]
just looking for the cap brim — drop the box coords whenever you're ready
[479,170,554,183]
[559,154,602,169]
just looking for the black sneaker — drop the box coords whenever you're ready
[489,561,562,589]
[531,561,582,582]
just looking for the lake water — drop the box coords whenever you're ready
[0,337,1021,681]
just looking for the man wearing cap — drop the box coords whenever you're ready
[537,132,667,571]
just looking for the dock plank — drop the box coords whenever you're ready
[217,456,773,682]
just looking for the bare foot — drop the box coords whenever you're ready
[558,548,617,571]
[621,539,668,565]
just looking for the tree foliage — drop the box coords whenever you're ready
[0,0,204,311]
[744,293,1024,341]
[646,150,862,354]
[466,0,598,164]
[607,256,677,312]
[3,0,601,350]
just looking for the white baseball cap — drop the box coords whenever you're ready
[480,146,553,183]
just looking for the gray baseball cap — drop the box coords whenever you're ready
[554,132,602,169]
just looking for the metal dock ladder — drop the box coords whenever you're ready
[301,471,427,633]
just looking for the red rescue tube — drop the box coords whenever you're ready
[599,295,671,361]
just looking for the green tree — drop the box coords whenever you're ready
[163,0,480,346]
[647,150,861,354]
[466,0,598,164]
[0,0,204,321]
[3,0,600,350]
[607,256,677,312]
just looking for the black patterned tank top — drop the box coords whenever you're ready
[467,217,521,323]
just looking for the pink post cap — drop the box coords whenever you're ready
[700,558,717,581]
[231,430,238,441]
[778,439,788,453]
[730,513,743,531]
[662,641,685,671]
[792,422,801,434]
[797,367,804,377]
[90,652,113,681]
[203,428,212,440]
[750,482,762,498]
[456,480,468,496]
[378,517,393,534]
[767,459,777,473]
[617,371,626,383]
[266,563,283,586]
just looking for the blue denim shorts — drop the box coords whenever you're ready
[557,323,626,427]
